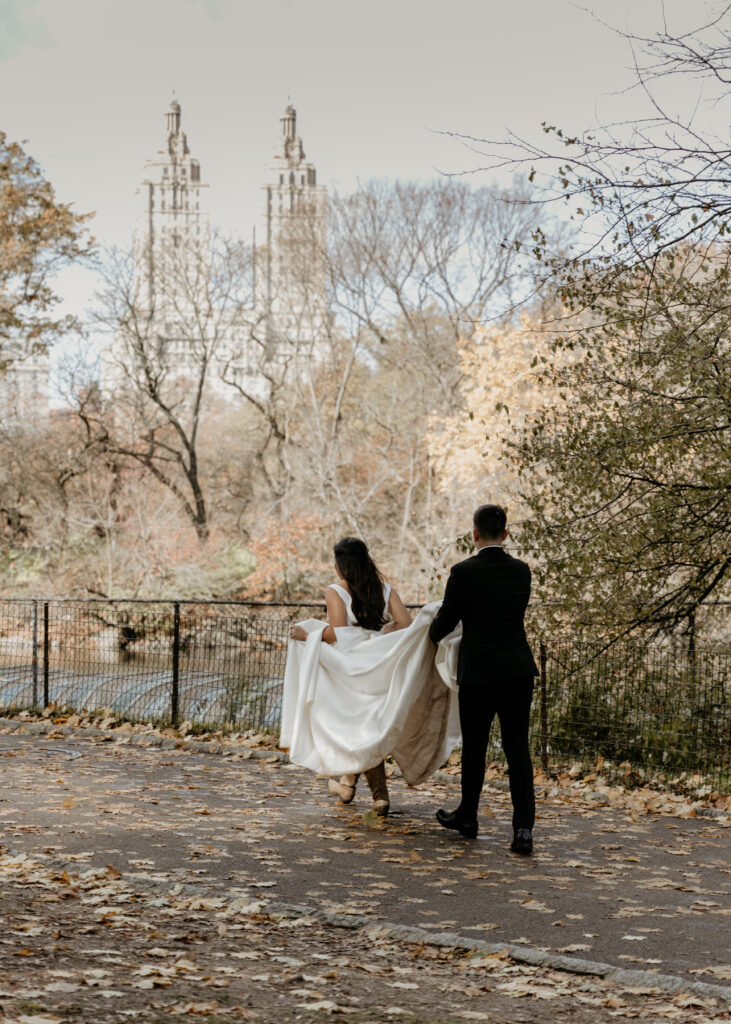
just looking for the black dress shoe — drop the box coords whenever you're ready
[510,828,533,854]
[436,808,478,839]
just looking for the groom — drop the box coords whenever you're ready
[429,504,538,854]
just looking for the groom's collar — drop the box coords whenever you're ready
[477,544,505,555]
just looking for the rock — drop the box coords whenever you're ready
[94,628,123,662]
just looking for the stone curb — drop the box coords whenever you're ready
[0,718,727,819]
[32,853,729,1006]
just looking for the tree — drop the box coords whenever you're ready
[325,178,541,394]
[319,180,543,561]
[453,5,730,305]
[425,316,575,503]
[220,178,547,596]
[0,132,93,371]
[0,401,115,594]
[510,249,730,639]
[0,174,549,601]
[448,5,731,638]
[91,231,252,544]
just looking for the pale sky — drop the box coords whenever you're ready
[0,0,720,335]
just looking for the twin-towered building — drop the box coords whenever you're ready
[136,97,323,298]
[4,98,326,414]
[131,97,327,380]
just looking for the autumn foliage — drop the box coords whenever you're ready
[0,132,93,370]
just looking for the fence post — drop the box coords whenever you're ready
[171,602,180,727]
[42,601,50,708]
[686,611,698,774]
[539,640,549,774]
[31,600,39,708]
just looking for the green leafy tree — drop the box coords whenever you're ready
[513,246,729,639]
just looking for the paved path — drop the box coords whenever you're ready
[0,733,728,988]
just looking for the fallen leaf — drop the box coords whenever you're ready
[296,1000,355,1013]
[520,899,555,913]
[169,1002,220,1015]
[16,1017,65,1024]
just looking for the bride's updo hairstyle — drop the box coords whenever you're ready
[333,537,388,631]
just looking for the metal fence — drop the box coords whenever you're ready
[0,598,728,791]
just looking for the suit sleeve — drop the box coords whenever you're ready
[428,565,462,644]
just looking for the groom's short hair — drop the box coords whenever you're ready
[473,504,507,540]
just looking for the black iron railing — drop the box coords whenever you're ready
[0,598,728,791]
[0,598,327,735]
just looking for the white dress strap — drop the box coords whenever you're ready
[327,582,391,628]
[328,583,350,602]
[327,583,357,626]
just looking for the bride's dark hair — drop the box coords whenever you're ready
[333,537,387,631]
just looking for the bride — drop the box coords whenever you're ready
[281,537,460,817]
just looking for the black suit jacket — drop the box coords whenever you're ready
[429,546,539,685]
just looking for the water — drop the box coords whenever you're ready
[0,656,283,731]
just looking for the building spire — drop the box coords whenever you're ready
[135,97,207,313]
[281,105,297,146]
[166,95,181,137]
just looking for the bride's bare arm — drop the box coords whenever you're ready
[289,587,348,643]
[321,587,349,642]
[381,589,411,633]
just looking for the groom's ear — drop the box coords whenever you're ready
[472,528,480,545]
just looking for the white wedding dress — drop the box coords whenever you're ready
[281,583,462,786]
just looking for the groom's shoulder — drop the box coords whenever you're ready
[449,553,482,577]
[442,556,470,583]
[467,550,532,573]
[450,551,531,573]
[505,551,532,576]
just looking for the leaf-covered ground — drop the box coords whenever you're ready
[0,851,727,1024]
[0,725,728,1022]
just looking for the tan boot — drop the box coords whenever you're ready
[327,774,358,803]
[365,762,390,817]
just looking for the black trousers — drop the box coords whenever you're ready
[457,676,535,831]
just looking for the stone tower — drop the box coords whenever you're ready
[262,105,327,326]
[135,98,209,316]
